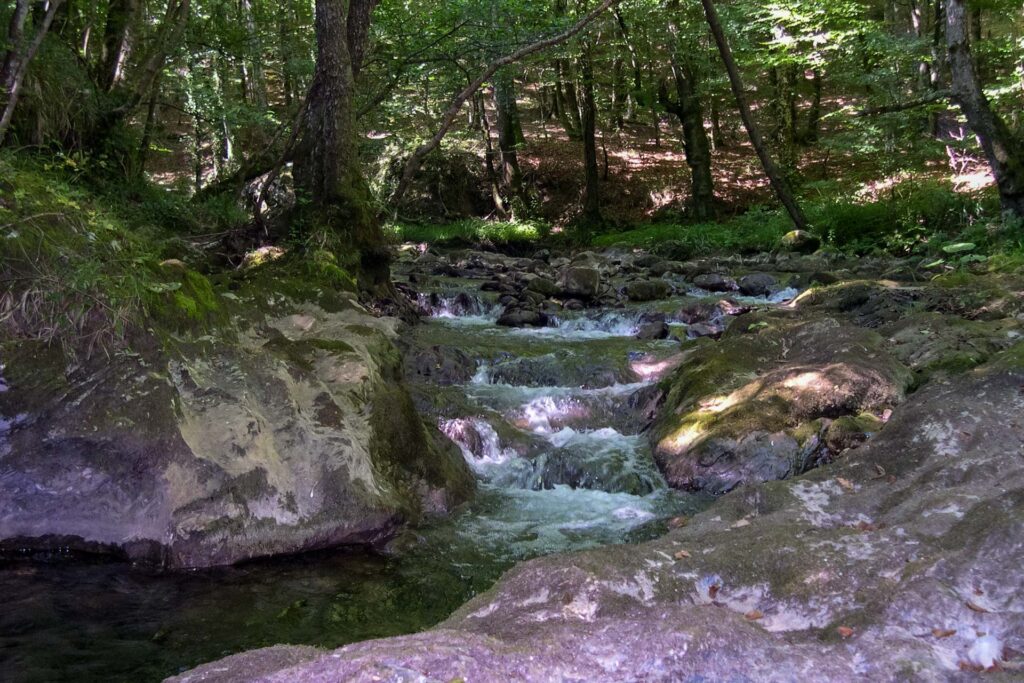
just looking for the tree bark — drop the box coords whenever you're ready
[946,0,1024,216]
[99,0,137,92]
[0,0,65,146]
[660,70,715,220]
[293,0,388,288]
[579,42,602,234]
[699,0,807,230]
[494,68,526,213]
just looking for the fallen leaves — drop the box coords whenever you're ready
[966,600,991,614]
[668,516,689,529]
[932,628,957,639]
[837,626,854,638]
[744,610,764,621]
[674,549,691,560]
[836,477,855,492]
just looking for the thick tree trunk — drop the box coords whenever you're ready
[659,66,715,220]
[699,0,807,230]
[100,0,137,92]
[293,0,388,288]
[947,0,1024,216]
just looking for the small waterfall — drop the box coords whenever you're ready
[416,292,497,320]
[439,417,516,469]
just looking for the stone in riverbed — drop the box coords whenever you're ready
[558,267,602,300]
[525,276,559,297]
[651,313,911,492]
[635,321,671,340]
[692,273,738,292]
[780,229,821,254]
[737,272,778,297]
[496,306,548,328]
[624,280,672,302]
[407,345,477,386]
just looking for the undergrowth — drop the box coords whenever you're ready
[0,152,236,356]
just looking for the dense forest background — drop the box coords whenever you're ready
[1,0,1023,350]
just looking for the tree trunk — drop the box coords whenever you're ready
[947,0,1024,216]
[239,0,267,107]
[659,66,715,220]
[100,0,137,92]
[699,0,807,230]
[494,68,526,213]
[475,91,506,216]
[293,0,388,288]
[578,44,602,235]
[803,69,822,143]
[0,0,65,146]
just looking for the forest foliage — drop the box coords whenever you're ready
[1,0,1023,347]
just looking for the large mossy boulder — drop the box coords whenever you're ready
[0,278,474,568]
[650,313,911,493]
[171,357,1024,682]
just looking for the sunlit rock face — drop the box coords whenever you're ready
[650,313,912,493]
[0,285,474,568]
[168,354,1024,682]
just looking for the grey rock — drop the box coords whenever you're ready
[692,273,738,292]
[737,273,778,297]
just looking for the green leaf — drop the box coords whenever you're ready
[942,242,976,254]
[146,281,183,293]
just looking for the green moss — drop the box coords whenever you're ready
[368,385,476,521]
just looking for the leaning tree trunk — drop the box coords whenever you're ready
[699,0,807,230]
[0,0,65,146]
[947,0,1024,217]
[293,0,389,289]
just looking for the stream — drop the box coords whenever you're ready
[0,279,752,682]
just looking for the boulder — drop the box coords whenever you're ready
[635,321,671,341]
[780,229,821,254]
[692,273,738,292]
[171,352,1024,683]
[558,267,602,300]
[407,346,477,385]
[737,272,778,297]
[0,283,474,569]
[525,277,559,297]
[624,280,672,302]
[651,313,911,492]
[496,306,548,328]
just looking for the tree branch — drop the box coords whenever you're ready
[854,90,951,117]
[388,0,622,209]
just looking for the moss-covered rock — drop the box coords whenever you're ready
[0,277,473,568]
[650,313,911,492]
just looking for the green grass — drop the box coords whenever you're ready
[0,152,228,356]
[593,206,792,256]
[386,217,549,244]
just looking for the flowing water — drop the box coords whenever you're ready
[0,285,738,683]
